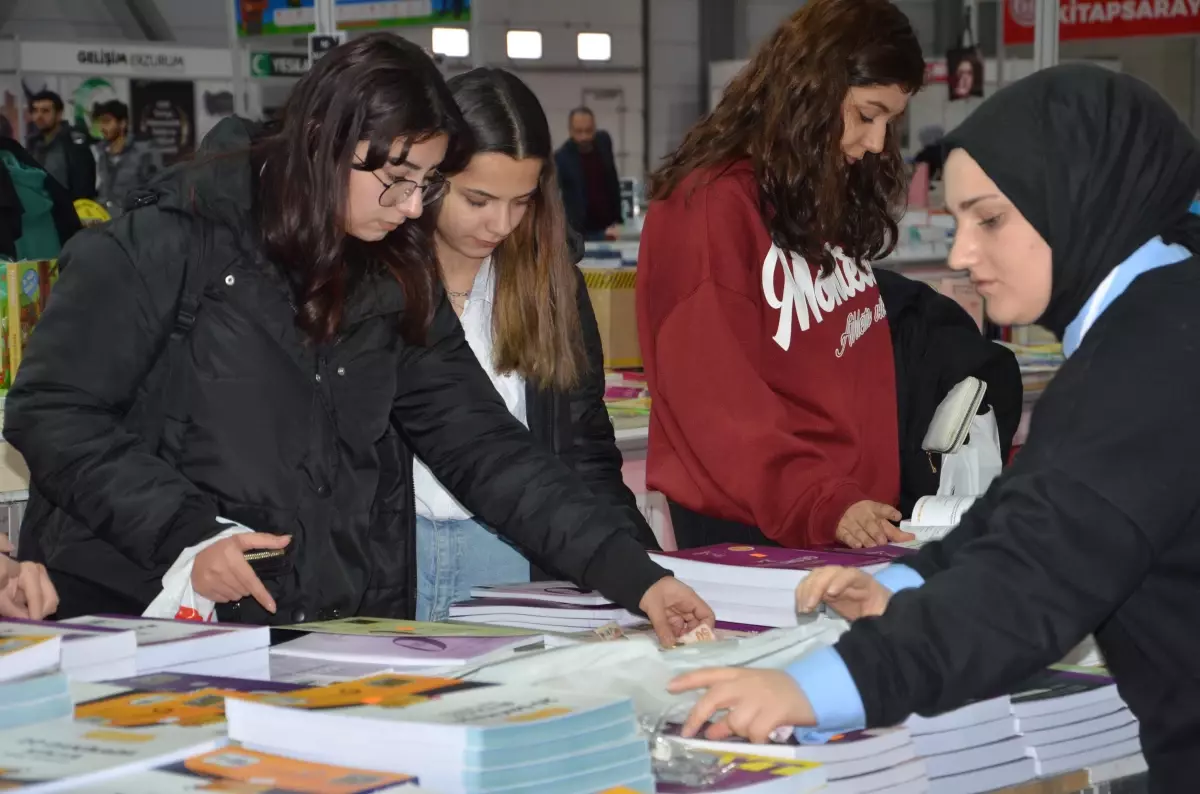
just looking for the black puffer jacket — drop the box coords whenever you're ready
[876,269,1023,517]
[7,118,669,623]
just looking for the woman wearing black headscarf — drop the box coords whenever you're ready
[670,64,1200,791]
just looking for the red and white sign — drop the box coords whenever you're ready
[1005,0,1200,44]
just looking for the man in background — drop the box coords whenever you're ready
[555,107,622,241]
[25,90,95,201]
[93,100,160,215]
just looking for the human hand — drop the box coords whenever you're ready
[0,557,59,619]
[796,565,892,620]
[639,577,716,647]
[0,535,12,555]
[604,224,621,240]
[836,501,912,548]
[191,533,290,614]
[668,667,816,743]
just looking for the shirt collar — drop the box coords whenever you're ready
[468,256,495,305]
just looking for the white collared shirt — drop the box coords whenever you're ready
[413,257,528,520]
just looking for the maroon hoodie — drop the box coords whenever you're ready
[636,161,900,547]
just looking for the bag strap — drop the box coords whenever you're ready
[135,194,217,454]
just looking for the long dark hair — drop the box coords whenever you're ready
[649,0,924,276]
[256,33,464,344]
[437,68,584,392]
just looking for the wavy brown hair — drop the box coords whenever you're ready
[437,68,584,392]
[650,0,924,276]
[256,33,464,345]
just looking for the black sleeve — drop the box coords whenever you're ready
[391,295,670,612]
[70,142,97,200]
[560,268,659,550]
[833,314,1200,726]
[4,218,223,568]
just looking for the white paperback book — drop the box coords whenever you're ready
[62,615,270,674]
[897,495,978,546]
[0,619,137,682]
[0,634,61,682]
[0,720,226,792]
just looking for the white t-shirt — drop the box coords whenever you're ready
[413,257,527,520]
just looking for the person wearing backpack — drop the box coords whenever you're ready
[5,34,713,643]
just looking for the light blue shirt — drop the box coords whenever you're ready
[1061,236,1191,357]
[785,564,925,738]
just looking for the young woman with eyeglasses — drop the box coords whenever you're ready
[4,34,713,644]
[411,68,660,622]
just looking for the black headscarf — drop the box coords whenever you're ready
[943,63,1200,338]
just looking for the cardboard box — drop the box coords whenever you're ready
[582,267,641,369]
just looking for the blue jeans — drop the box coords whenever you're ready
[415,516,531,622]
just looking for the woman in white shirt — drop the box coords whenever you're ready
[415,68,657,621]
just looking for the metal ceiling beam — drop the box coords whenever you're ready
[102,0,175,41]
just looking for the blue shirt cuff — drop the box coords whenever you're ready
[785,646,867,737]
[873,563,925,594]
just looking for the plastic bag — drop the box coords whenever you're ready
[142,518,253,622]
[937,408,1003,498]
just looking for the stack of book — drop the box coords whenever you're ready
[1010,668,1140,779]
[655,751,826,793]
[63,615,271,679]
[667,727,926,793]
[0,618,138,681]
[448,582,643,632]
[224,672,656,793]
[0,634,71,732]
[908,667,1139,792]
[647,544,890,628]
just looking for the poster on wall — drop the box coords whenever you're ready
[59,76,131,140]
[130,80,196,166]
[235,0,471,36]
[194,80,236,144]
[946,47,984,102]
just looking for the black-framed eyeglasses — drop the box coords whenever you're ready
[354,156,447,208]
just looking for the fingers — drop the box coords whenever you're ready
[835,521,868,549]
[668,667,741,695]
[884,523,917,542]
[234,533,292,550]
[796,566,842,613]
[0,535,12,555]
[0,580,29,619]
[873,504,903,523]
[678,678,739,738]
[227,552,277,614]
[17,563,57,619]
[861,517,890,546]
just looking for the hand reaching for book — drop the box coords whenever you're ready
[638,576,716,647]
[796,565,891,620]
[668,668,816,743]
[836,500,913,548]
[0,556,58,619]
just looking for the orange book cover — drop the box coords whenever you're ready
[236,672,484,711]
[179,747,415,793]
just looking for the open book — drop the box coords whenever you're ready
[896,495,977,546]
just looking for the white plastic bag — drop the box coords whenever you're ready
[937,408,1004,498]
[142,518,253,622]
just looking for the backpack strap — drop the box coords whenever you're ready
[129,192,218,455]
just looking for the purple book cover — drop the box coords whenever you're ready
[656,544,882,570]
[827,544,918,561]
[656,754,821,792]
[102,672,302,694]
[451,598,626,613]
[277,632,528,663]
[80,614,258,645]
[0,618,128,640]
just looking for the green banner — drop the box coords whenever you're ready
[250,51,309,77]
